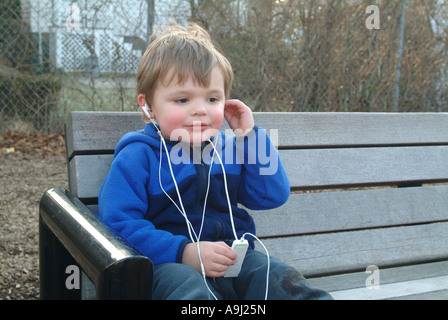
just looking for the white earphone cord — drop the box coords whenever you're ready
[207,138,270,300]
[155,127,269,300]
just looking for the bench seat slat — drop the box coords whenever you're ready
[308,260,448,292]
[261,222,448,277]
[329,275,448,300]
[66,112,448,157]
[391,289,448,300]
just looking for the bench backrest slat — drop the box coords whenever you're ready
[69,146,448,199]
[264,222,448,276]
[282,146,448,189]
[252,185,448,238]
[66,112,448,157]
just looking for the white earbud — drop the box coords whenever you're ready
[142,103,162,135]
[142,103,152,119]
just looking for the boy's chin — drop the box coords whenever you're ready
[190,134,217,146]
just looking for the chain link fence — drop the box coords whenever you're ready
[1,0,447,132]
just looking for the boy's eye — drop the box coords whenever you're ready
[208,97,220,103]
[175,98,189,104]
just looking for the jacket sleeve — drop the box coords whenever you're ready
[236,126,290,210]
[98,142,189,266]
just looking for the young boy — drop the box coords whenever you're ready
[98,23,332,300]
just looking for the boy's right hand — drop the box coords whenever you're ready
[224,99,255,137]
[182,241,237,278]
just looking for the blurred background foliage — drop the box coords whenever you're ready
[1,0,447,132]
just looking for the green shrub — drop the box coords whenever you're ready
[0,67,62,130]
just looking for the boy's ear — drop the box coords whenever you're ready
[138,94,154,118]
[138,94,147,109]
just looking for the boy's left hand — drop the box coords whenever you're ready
[224,99,255,137]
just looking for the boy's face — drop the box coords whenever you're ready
[148,66,225,145]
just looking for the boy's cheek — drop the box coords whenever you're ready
[211,107,225,129]
[163,113,185,131]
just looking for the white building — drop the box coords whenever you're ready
[21,0,190,75]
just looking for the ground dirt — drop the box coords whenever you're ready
[0,131,68,300]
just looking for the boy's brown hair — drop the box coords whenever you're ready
[137,23,234,102]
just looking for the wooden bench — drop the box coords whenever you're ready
[40,111,448,300]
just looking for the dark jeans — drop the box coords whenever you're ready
[152,250,333,300]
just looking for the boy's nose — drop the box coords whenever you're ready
[192,101,207,115]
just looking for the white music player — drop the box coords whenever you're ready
[224,239,249,278]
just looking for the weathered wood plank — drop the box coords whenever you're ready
[84,184,448,236]
[391,289,448,300]
[260,222,448,277]
[281,146,448,188]
[69,155,113,199]
[66,112,144,158]
[328,275,448,300]
[72,156,448,234]
[308,260,448,292]
[252,112,448,148]
[68,145,448,198]
[252,185,448,237]
[72,155,448,234]
[66,112,448,156]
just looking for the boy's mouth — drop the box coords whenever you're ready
[185,121,211,131]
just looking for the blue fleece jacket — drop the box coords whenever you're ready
[98,123,290,266]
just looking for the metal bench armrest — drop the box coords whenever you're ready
[39,188,153,299]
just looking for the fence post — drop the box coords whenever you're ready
[393,0,407,112]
